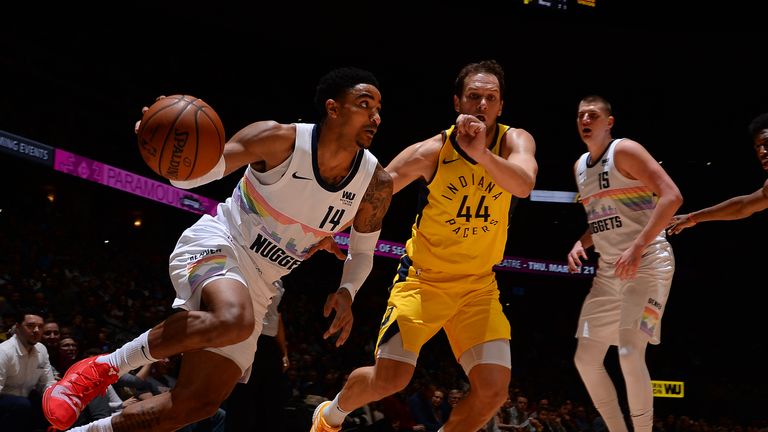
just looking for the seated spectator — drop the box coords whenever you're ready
[492,395,517,432]
[135,356,226,432]
[0,311,15,342]
[447,388,465,410]
[41,321,61,375]
[58,336,80,372]
[506,394,535,432]
[557,400,578,432]
[378,388,426,432]
[530,406,567,432]
[408,383,450,432]
[570,404,592,432]
[140,356,177,394]
[531,398,550,420]
[0,309,56,432]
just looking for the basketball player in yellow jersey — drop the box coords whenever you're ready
[311,60,538,432]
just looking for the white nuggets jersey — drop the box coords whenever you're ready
[216,123,377,282]
[575,139,666,261]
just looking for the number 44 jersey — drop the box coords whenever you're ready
[406,124,514,275]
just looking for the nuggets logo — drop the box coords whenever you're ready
[248,233,302,271]
[640,306,660,337]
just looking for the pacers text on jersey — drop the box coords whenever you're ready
[441,173,504,238]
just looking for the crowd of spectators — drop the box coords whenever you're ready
[1,164,767,431]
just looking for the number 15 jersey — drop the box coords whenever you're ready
[575,138,665,262]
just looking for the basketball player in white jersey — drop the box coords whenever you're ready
[567,95,682,432]
[43,67,393,432]
[311,60,538,432]
[667,112,768,233]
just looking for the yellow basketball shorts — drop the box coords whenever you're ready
[376,261,510,361]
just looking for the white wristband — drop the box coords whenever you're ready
[170,154,226,189]
[339,227,380,302]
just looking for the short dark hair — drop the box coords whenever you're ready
[454,60,505,99]
[580,95,613,115]
[538,406,552,414]
[748,112,768,139]
[314,67,379,121]
[14,307,43,325]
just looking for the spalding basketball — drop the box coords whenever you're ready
[137,95,225,181]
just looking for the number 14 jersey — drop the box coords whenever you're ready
[217,123,377,280]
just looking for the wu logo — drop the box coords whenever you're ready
[651,380,685,398]
[342,191,356,200]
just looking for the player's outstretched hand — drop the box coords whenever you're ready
[667,213,696,235]
[322,288,353,347]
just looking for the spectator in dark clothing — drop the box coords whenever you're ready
[408,385,450,432]
[41,321,61,376]
[378,389,426,432]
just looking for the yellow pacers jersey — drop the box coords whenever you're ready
[405,124,513,274]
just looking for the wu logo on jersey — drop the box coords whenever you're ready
[340,190,356,206]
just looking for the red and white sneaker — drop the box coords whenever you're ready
[43,356,119,430]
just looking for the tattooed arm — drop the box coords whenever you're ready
[353,164,394,233]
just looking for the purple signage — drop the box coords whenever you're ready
[53,149,218,216]
[332,232,595,277]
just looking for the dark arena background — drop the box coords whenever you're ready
[2,2,767,430]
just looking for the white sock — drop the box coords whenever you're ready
[324,393,350,427]
[67,416,114,432]
[96,330,157,376]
